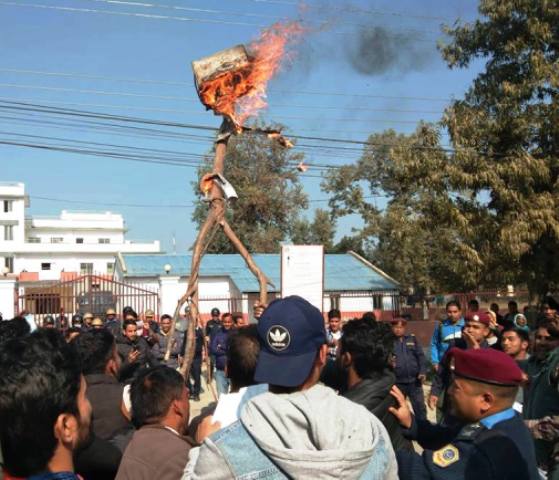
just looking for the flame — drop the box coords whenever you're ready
[198,21,303,127]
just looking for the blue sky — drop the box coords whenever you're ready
[0,0,484,251]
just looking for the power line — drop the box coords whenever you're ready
[81,0,443,35]
[0,0,444,39]
[234,0,454,22]
[0,100,455,154]
[31,195,197,209]
[0,67,454,102]
[0,82,445,116]
[0,1,265,27]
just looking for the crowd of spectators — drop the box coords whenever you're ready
[0,294,557,479]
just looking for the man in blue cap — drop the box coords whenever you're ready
[192,296,398,479]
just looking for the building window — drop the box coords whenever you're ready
[28,237,41,243]
[98,238,110,244]
[4,225,13,241]
[4,257,13,273]
[41,263,51,271]
[107,262,115,275]
[51,237,63,244]
[76,238,84,244]
[80,263,94,275]
[3,200,13,213]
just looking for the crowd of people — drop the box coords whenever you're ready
[0,294,557,479]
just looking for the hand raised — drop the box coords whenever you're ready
[388,385,413,429]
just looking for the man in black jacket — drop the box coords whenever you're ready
[338,316,412,451]
[117,319,157,383]
[73,329,132,443]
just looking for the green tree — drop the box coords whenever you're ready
[192,127,308,253]
[440,0,559,296]
[290,209,336,251]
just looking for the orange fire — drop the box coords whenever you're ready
[198,21,304,127]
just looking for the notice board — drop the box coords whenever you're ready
[281,245,324,311]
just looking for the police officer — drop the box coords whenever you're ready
[391,317,427,421]
[391,348,539,480]
[71,313,84,329]
[104,307,120,338]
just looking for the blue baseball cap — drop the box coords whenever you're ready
[254,296,327,387]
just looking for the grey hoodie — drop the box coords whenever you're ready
[192,384,398,479]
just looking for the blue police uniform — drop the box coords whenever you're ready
[397,409,540,480]
[393,334,427,420]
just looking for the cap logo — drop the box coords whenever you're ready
[267,325,291,351]
[473,315,479,321]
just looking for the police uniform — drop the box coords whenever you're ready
[393,333,427,420]
[397,348,540,480]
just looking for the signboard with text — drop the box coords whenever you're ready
[280,245,324,311]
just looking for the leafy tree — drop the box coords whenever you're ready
[291,209,336,251]
[440,0,559,297]
[192,127,308,253]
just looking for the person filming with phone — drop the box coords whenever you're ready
[117,319,158,382]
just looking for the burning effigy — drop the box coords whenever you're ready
[166,22,303,376]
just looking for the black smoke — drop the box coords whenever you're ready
[346,26,436,76]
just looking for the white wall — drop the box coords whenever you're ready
[14,253,117,278]
[0,277,16,319]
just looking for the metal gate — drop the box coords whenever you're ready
[18,274,159,323]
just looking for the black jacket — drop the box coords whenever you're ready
[117,335,157,382]
[85,373,132,441]
[343,371,413,452]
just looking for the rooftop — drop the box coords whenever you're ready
[118,252,400,293]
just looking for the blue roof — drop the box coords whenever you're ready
[118,253,399,293]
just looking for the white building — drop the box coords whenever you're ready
[0,182,161,282]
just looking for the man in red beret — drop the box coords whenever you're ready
[390,348,539,479]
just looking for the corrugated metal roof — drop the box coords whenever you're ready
[118,253,399,293]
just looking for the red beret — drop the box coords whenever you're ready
[465,311,491,326]
[448,348,524,386]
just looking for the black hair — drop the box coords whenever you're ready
[490,303,499,311]
[508,301,518,308]
[73,329,116,375]
[226,325,260,390]
[124,310,138,320]
[361,311,377,324]
[130,366,184,428]
[468,299,480,307]
[123,319,137,331]
[446,300,461,310]
[232,312,243,325]
[340,318,394,378]
[0,317,31,346]
[160,314,172,321]
[0,329,82,477]
[501,326,530,344]
[328,309,341,320]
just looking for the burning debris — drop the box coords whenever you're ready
[193,22,304,129]
[167,22,303,376]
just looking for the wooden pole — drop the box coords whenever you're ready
[165,118,271,379]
